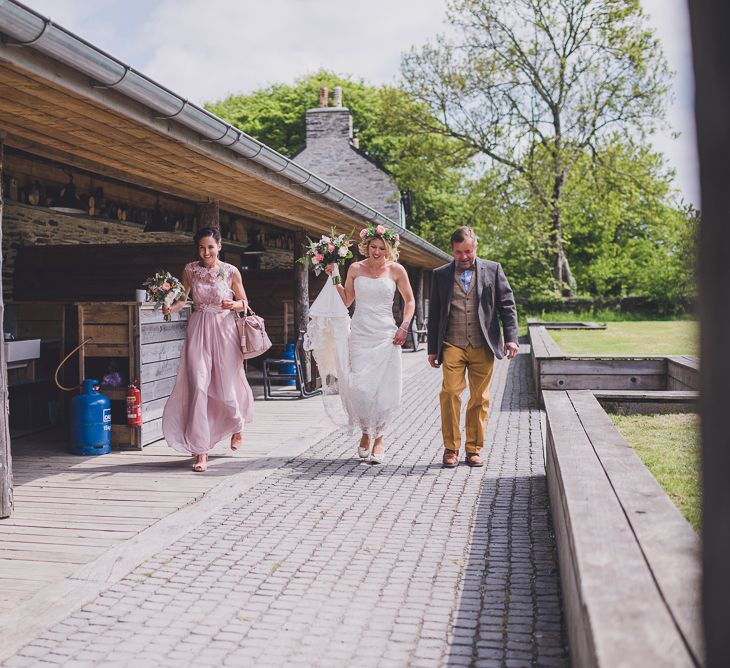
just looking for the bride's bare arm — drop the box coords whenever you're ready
[393,264,416,345]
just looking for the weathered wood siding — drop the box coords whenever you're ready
[666,355,700,391]
[138,305,189,447]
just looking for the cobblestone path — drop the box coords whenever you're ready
[3,349,568,667]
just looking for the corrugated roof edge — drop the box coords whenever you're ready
[0,0,451,262]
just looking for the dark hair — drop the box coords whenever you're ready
[193,226,222,245]
[450,226,478,246]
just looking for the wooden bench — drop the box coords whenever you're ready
[544,390,702,667]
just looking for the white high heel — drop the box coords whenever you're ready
[369,451,385,464]
[358,437,372,459]
[369,438,385,464]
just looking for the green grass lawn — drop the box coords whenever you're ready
[610,413,700,531]
[542,320,697,355]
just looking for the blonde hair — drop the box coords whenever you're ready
[358,236,399,261]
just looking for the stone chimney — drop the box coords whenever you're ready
[304,89,352,142]
[295,87,404,226]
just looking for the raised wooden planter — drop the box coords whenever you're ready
[529,324,699,402]
[594,390,698,415]
[544,390,702,667]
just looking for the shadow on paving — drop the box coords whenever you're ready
[282,457,443,479]
[447,349,570,667]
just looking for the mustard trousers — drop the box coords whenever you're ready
[439,343,495,454]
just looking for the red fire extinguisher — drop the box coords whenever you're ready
[126,381,142,426]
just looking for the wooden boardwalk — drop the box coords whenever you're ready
[0,379,336,611]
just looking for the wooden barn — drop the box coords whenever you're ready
[0,1,449,518]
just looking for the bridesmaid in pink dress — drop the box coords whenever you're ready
[162,227,253,472]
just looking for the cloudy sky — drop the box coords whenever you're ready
[26,0,699,205]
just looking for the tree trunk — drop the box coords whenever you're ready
[194,199,219,232]
[550,170,575,296]
[293,230,310,382]
[0,131,13,519]
[687,2,730,665]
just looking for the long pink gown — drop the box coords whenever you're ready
[162,261,253,455]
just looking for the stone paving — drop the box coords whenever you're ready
[2,347,568,667]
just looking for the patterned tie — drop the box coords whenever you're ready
[461,268,473,293]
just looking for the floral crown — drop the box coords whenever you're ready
[359,224,400,247]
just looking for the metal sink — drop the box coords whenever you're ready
[4,338,41,366]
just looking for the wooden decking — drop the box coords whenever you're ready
[0,383,336,611]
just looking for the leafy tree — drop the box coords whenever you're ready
[470,139,697,309]
[400,0,672,294]
[205,71,471,244]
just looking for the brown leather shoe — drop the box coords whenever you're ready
[465,452,484,467]
[442,449,458,468]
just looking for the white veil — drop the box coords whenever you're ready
[303,267,353,429]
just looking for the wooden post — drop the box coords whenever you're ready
[195,199,219,232]
[293,230,310,380]
[414,267,424,327]
[0,131,13,519]
[688,2,729,665]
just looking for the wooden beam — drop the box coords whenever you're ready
[688,2,730,666]
[414,267,424,327]
[0,129,13,518]
[293,230,310,338]
[293,230,310,381]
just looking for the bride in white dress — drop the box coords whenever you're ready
[325,225,415,464]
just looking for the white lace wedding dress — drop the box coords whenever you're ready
[304,274,402,437]
[345,276,402,436]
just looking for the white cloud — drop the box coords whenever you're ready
[640,0,700,206]
[137,0,450,103]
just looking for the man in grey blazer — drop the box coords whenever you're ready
[427,226,519,468]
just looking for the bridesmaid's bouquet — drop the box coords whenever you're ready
[143,270,186,321]
[298,227,354,284]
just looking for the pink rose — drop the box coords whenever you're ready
[359,229,368,239]
[376,225,386,235]
[162,282,171,290]
[328,244,335,253]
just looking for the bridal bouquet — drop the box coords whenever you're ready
[143,270,186,321]
[298,227,354,284]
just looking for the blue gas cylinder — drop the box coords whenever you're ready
[281,343,297,386]
[70,379,112,455]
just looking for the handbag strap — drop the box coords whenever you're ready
[237,304,256,318]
